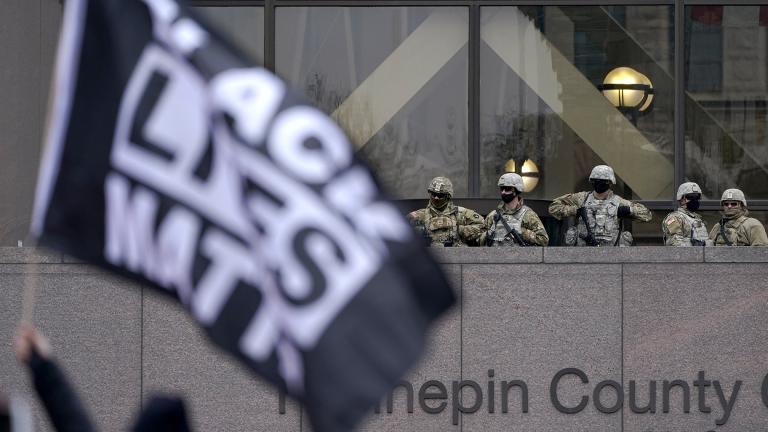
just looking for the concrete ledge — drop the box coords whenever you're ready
[544,246,704,263]
[431,247,543,264]
[705,245,768,262]
[0,264,105,274]
[0,247,62,263]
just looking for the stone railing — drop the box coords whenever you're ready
[1,247,767,432]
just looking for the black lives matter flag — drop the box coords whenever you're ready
[31,0,454,430]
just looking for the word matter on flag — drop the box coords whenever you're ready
[30,0,455,431]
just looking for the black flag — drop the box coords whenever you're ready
[31,1,454,431]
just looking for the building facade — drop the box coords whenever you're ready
[2,1,768,245]
[2,3,768,432]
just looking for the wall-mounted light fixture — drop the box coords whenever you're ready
[597,67,654,124]
[503,159,539,193]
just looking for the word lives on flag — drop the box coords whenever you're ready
[30,0,455,430]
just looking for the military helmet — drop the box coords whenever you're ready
[589,165,616,184]
[676,182,702,200]
[721,188,747,207]
[427,176,453,196]
[498,173,524,193]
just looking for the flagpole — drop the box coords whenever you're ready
[21,242,40,324]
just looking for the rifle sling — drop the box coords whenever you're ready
[718,218,734,246]
[496,212,525,246]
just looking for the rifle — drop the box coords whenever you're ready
[495,213,534,247]
[510,229,533,247]
[576,206,599,246]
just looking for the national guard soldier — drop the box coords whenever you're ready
[549,165,652,246]
[709,188,768,246]
[662,182,712,246]
[407,176,485,247]
[484,173,549,247]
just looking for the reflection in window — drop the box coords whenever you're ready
[685,6,768,200]
[480,6,675,201]
[193,6,265,63]
[276,7,469,199]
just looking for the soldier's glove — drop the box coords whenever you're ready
[617,205,632,218]
[576,207,588,219]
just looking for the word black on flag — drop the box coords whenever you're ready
[31,1,455,430]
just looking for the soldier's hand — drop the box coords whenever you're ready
[617,206,632,218]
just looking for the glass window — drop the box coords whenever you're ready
[480,6,675,201]
[685,6,768,200]
[194,6,264,63]
[276,7,469,199]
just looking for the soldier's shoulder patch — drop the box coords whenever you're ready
[664,215,681,229]
[471,212,483,221]
[407,210,424,220]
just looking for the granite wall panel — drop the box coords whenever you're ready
[623,263,768,432]
[461,263,622,432]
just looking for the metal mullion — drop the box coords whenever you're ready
[265,0,275,72]
[674,0,685,202]
[469,4,480,197]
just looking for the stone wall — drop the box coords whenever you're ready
[1,246,767,432]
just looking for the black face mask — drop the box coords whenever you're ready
[685,199,700,211]
[501,193,516,203]
[592,181,610,194]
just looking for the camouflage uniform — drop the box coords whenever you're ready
[708,189,768,246]
[485,202,549,246]
[408,177,485,247]
[663,208,711,246]
[662,182,711,246]
[548,166,652,246]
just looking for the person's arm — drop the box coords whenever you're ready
[521,211,549,246]
[15,325,97,432]
[481,211,496,246]
[662,214,688,246]
[617,199,653,223]
[458,208,486,246]
[746,219,768,246]
[548,192,584,220]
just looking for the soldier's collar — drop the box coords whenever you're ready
[677,207,699,217]
[498,200,524,213]
[589,190,614,200]
[428,201,456,215]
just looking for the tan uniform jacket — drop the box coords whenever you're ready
[484,202,549,246]
[708,214,768,246]
[408,202,485,247]
[548,191,653,222]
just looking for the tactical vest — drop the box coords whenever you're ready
[576,193,622,246]
[423,207,463,247]
[489,207,529,247]
[666,210,709,245]
[715,216,748,246]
